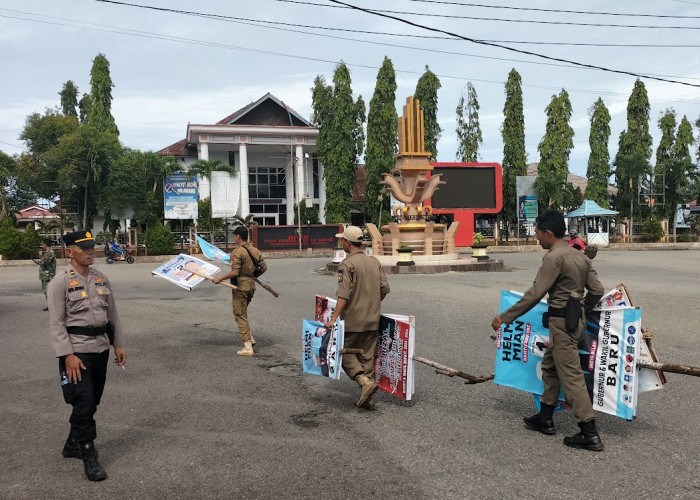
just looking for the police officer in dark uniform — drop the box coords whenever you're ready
[492,210,605,451]
[47,230,127,481]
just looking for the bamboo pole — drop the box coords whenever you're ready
[413,356,494,384]
[184,267,238,290]
[637,360,700,377]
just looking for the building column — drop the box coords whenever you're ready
[198,140,210,200]
[295,144,305,204]
[285,154,295,224]
[239,142,249,218]
[318,162,326,224]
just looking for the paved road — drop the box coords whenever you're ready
[1,251,699,499]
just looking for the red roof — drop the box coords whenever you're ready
[155,138,192,157]
[15,204,59,220]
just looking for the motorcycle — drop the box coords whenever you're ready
[104,245,135,264]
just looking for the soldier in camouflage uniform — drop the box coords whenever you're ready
[36,239,56,310]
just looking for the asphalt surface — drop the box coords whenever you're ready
[1,250,699,499]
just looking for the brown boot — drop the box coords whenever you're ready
[237,341,254,357]
[355,374,378,408]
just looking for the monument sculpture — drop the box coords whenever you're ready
[365,96,459,258]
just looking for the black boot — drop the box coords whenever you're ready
[62,435,82,459]
[80,442,108,481]
[523,403,556,435]
[564,419,604,452]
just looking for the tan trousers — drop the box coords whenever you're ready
[232,289,254,343]
[541,317,595,423]
[342,330,379,380]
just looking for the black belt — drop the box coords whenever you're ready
[67,325,108,336]
[547,307,567,318]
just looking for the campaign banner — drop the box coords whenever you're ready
[152,254,220,291]
[195,234,231,264]
[210,171,240,218]
[494,291,551,397]
[591,307,641,420]
[494,289,645,420]
[164,173,198,220]
[302,318,344,380]
[314,295,416,400]
[374,314,416,400]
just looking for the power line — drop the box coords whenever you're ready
[80,3,700,83]
[87,2,700,48]
[406,0,700,20]
[327,0,700,88]
[4,10,700,105]
[278,0,700,29]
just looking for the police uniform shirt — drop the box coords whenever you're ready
[230,242,266,292]
[47,264,124,357]
[336,252,390,332]
[500,241,604,324]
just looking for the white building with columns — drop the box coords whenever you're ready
[156,93,324,225]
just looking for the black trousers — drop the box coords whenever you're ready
[59,350,109,444]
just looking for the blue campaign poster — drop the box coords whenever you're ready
[494,290,551,396]
[302,318,344,380]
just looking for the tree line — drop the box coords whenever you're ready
[2,54,699,246]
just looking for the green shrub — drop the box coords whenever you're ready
[0,218,21,259]
[642,216,664,242]
[20,224,41,259]
[146,223,175,255]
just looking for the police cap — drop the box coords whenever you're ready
[63,230,96,249]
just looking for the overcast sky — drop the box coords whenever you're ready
[2,0,700,177]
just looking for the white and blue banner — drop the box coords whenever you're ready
[195,234,230,264]
[302,318,344,380]
[164,173,198,220]
[589,307,641,420]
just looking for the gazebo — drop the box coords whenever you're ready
[565,200,618,247]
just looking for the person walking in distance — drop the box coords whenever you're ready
[47,230,127,480]
[213,225,267,357]
[324,226,390,409]
[35,238,56,311]
[491,210,605,451]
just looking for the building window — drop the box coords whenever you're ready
[228,151,236,167]
[248,166,286,199]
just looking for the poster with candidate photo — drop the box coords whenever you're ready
[302,318,344,380]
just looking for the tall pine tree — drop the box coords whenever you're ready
[536,90,574,209]
[59,80,79,118]
[364,56,398,226]
[612,79,652,221]
[312,63,365,223]
[501,69,527,239]
[654,109,677,213]
[585,98,611,208]
[455,82,482,162]
[88,53,119,136]
[414,66,441,160]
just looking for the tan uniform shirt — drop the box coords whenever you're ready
[47,264,124,357]
[501,241,604,324]
[230,242,266,292]
[336,251,390,332]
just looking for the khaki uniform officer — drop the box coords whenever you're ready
[213,225,266,357]
[492,210,605,452]
[325,226,390,409]
[47,230,127,481]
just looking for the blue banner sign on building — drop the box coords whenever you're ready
[164,173,198,220]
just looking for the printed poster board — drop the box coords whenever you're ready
[314,295,416,400]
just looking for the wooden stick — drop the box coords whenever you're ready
[186,268,238,290]
[637,360,700,377]
[413,355,494,384]
[255,278,279,297]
